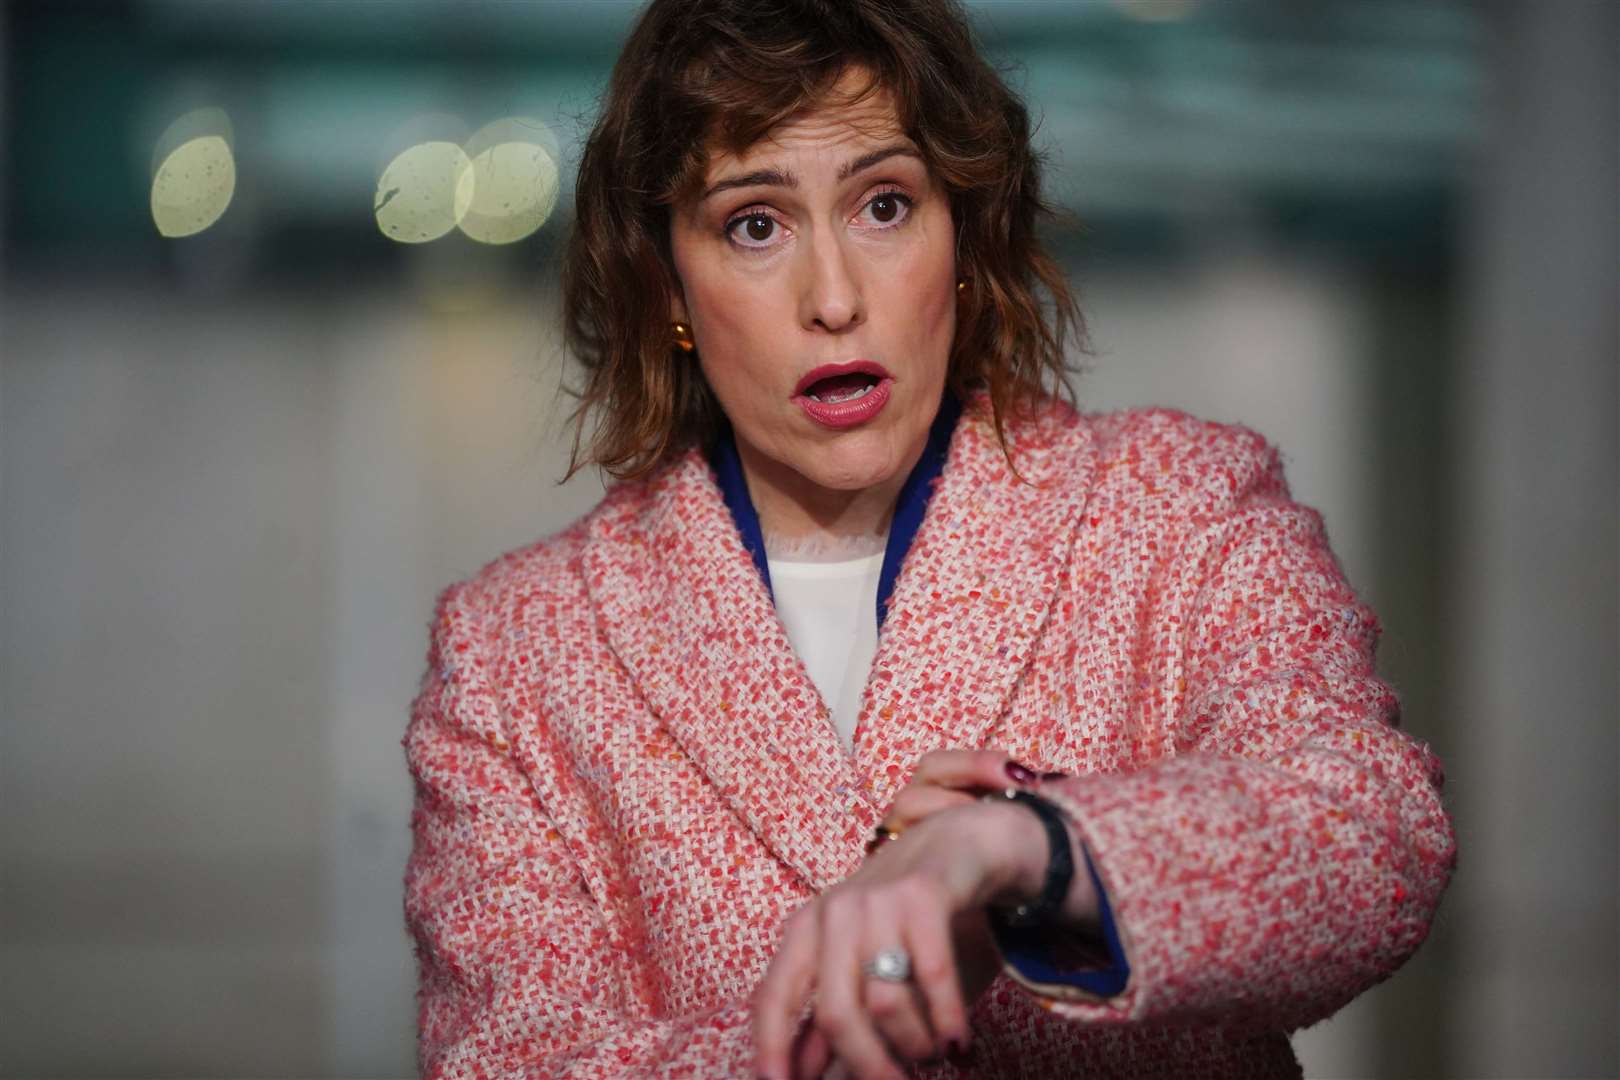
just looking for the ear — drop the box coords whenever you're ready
[669,290,689,323]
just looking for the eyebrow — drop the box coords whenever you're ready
[699,144,923,201]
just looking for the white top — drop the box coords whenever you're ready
[766,550,885,751]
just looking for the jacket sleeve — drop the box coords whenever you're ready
[1011,437,1456,1032]
[403,583,756,1078]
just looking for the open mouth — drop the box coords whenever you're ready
[803,371,882,404]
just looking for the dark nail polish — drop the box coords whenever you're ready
[1039,770,1069,781]
[1005,761,1036,784]
[947,1036,973,1060]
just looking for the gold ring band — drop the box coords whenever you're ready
[864,823,901,856]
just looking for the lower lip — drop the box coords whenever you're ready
[795,378,893,429]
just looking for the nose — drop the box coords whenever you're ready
[797,233,863,333]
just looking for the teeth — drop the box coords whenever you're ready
[810,383,875,404]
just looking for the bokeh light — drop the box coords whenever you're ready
[375,114,476,244]
[455,117,561,246]
[375,135,474,244]
[150,107,236,238]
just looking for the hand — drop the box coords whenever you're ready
[753,800,1052,1080]
[870,749,1069,997]
[871,749,1055,850]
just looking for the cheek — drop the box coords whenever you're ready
[911,269,957,359]
[688,280,789,390]
[670,230,773,410]
[670,225,757,340]
[901,215,959,355]
[691,311,779,423]
[689,282,750,342]
[692,305,759,384]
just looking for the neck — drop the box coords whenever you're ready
[734,438,922,549]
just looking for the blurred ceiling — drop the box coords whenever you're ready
[1,0,1482,281]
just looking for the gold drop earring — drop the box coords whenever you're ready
[671,322,696,353]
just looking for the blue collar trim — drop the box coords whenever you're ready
[708,391,962,629]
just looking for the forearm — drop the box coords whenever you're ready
[1030,735,1453,1028]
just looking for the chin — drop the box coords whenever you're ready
[795,435,906,493]
[811,465,898,493]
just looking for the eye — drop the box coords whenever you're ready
[726,210,784,249]
[856,190,913,229]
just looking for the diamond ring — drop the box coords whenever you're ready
[862,947,913,983]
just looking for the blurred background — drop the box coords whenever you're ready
[1,0,1614,1076]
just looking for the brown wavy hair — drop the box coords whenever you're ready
[562,0,1084,480]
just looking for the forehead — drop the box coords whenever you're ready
[704,80,909,177]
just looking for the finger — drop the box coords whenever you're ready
[882,750,1032,835]
[900,884,972,1055]
[911,748,1032,792]
[882,783,976,833]
[847,891,938,1065]
[863,965,937,1063]
[754,909,824,1080]
[864,979,938,1066]
[790,1024,832,1080]
[814,891,907,1080]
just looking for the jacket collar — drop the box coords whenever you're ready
[580,390,1095,891]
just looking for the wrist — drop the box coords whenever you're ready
[972,798,1050,907]
[976,793,1100,932]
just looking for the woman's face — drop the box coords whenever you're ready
[668,76,957,517]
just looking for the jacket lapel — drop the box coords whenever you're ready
[581,392,1095,888]
[581,453,881,892]
[852,394,1097,808]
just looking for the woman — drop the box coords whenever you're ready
[403,0,1455,1076]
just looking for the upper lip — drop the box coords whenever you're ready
[793,360,893,397]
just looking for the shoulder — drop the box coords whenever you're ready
[1085,404,1275,466]
[985,394,1281,484]
[1076,405,1290,523]
[430,467,671,639]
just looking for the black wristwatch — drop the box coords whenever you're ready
[982,788,1075,928]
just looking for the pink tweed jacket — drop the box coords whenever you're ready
[403,392,1455,1078]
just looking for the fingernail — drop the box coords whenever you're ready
[947,1036,972,1059]
[1005,761,1036,784]
[1039,770,1069,781]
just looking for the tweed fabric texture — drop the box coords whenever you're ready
[403,391,1455,1078]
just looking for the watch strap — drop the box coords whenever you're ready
[984,788,1075,927]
